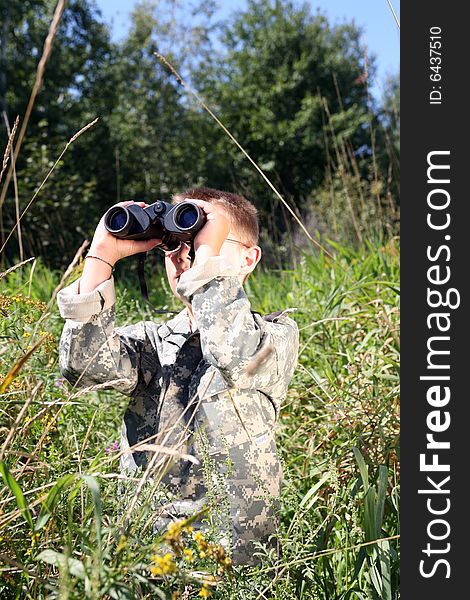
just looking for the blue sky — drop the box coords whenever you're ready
[94,0,400,99]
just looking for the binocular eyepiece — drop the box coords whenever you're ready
[104,200,205,251]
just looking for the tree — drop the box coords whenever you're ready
[193,0,375,223]
[1,0,396,266]
[103,0,219,201]
[1,0,117,264]
[375,72,400,204]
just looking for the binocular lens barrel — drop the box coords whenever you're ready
[106,207,130,233]
[173,204,200,230]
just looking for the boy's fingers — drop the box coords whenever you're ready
[113,200,146,208]
[183,198,214,213]
[121,238,162,259]
[134,238,162,252]
[184,199,229,225]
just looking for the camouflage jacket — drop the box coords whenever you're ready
[57,256,299,565]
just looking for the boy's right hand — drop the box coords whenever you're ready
[89,201,162,266]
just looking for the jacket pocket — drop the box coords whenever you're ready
[195,388,272,455]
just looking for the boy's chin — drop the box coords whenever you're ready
[169,281,185,304]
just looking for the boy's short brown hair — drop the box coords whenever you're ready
[173,187,259,247]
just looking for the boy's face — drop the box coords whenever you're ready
[164,207,261,303]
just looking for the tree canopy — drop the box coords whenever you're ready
[0,0,399,267]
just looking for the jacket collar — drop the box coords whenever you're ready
[157,308,197,348]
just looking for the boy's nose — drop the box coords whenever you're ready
[171,242,191,271]
[179,242,191,260]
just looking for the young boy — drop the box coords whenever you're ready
[57,187,299,565]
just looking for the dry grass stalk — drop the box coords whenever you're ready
[71,426,86,526]
[0,496,43,531]
[2,112,24,260]
[125,443,199,465]
[258,534,401,576]
[245,343,274,376]
[79,408,98,462]
[0,0,66,211]
[16,394,64,438]
[68,379,131,399]
[321,96,363,244]
[0,115,19,185]
[226,388,253,443]
[0,553,49,585]
[0,256,35,280]
[386,0,400,29]
[16,404,64,480]
[0,381,42,460]
[0,336,47,394]
[361,39,384,224]
[53,239,90,295]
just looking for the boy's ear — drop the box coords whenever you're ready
[241,245,262,277]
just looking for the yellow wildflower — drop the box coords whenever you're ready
[30,532,41,546]
[166,521,182,538]
[199,585,212,598]
[194,531,208,552]
[149,552,177,577]
[183,548,194,561]
[150,564,163,577]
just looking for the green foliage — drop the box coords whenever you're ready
[1,0,117,263]
[0,462,34,530]
[374,73,400,203]
[1,0,398,269]
[194,0,374,215]
[1,4,399,592]
[106,1,210,202]
[0,241,399,598]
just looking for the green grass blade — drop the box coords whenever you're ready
[34,473,78,532]
[369,560,383,598]
[82,475,102,547]
[299,472,330,511]
[0,460,33,529]
[374,465,389,537]
[352,447,369,491]
[378,539,392,600]
[364,487,377,543]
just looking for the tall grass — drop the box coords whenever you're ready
[1,7,399,595]
[0,239,399,599]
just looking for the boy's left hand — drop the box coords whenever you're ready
[185,199,231,262]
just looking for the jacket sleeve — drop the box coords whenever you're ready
[176,256,299,411]
[57,277,162,395]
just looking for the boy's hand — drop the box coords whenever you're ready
[185,199,231,262]
[89,201,162,266]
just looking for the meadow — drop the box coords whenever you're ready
[0,238,399,599]
[1,3,399,596]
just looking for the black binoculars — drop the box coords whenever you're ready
[103,200,205,251]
